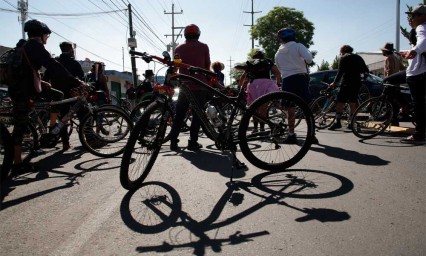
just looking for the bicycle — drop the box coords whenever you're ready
[119,50,314,190]
[0,85,133,178]
[310,83,370,129]
[350,83,415,139]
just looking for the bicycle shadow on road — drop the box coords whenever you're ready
[120,169,353,255]
[310,143,390,166]
[0,148,121,210]
[178,148,248,179]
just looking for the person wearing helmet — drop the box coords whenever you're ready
[328,45,369,131]
[169,24,211,151]
[10,19,85,173]
[274,28,318,144]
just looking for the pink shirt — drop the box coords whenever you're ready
[246,79,280,106]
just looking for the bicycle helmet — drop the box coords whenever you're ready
[277,28,296,42]
[184,24,201,39]
[24,19,51,37]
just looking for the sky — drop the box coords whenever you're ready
[0,0,423,85]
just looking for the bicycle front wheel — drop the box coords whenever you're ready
[120,101,171,190]
[79,106,133,157]
[310,95,336,129]
[351,97,393,139]
[239,91,314,171]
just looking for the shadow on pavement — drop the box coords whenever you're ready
[120,169,353,255]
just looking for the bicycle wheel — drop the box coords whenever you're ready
[351,97,393,139]
[239,91,314,171]
[131,100,174,143]
[1,123,13,182]
[79,106,133,157]
[310,95,336,129]
[120,101,171,190]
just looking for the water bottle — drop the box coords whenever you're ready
[206,104,222,127]
[51,121,64,135]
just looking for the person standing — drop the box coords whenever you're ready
[274,28,318,144]
[137,69,154,101]
[242,50,281,132]
[43,41,85,150]
[211,61,225,85]
[381,42,405,77]
[399,5,426,144]
[328,45,369,130]
[10,19,84,173]
[169,24,211,151]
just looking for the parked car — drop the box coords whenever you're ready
[309,70,384,101]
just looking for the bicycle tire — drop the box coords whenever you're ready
[310,95,336,129]
[351,97,393,139]
[79,106,133,157]
[1,123,13,182]
[238,91,314,171]
[130,100,151,123]
[120,101,170,190]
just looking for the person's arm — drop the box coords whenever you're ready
[331,57,345,88]
[384,58,391,77]
[299,44,313,64]
[99,74,110,101]
[271,65,282,85]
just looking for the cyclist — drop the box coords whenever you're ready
[10,19,84,173]
[136,69,154,101]
[43,41,86,150]
[275,28,318,144]
[240,50,281,133]
[328,45,369,130]
[169,24,211,151]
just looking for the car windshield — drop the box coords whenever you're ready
[366,74,383,84]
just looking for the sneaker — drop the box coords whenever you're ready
[251,129,259,134]
[283,134,298,144]
[347,123,353,130]
[400,135,426,144]
[391,121,400,127]
[170,139,180,151]
[187,140,202,151]
[328,122,342,130]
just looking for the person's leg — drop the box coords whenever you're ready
[404,74,425,141]
[169,93,189,150]
[187,91,209,150]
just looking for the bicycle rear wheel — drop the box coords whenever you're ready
[239,91,314,171]
[79,106,133,157]
[1,123,13,182]
[120,101,170,190]
[310,95,336,129]
[351,97,393,139]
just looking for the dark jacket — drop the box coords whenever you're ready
[11,38,81,100]
[333,53,369,87]
[43,53,84,98]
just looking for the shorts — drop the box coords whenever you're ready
[337,85,360,103]
[281,73,312,103]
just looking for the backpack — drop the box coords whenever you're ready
[0,40,26,87]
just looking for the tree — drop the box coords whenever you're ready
[251,7,315,59]
[318,60,330,71]
[331,55,339,70]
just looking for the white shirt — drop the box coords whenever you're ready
[406,22,426,77]
[274,41,313,79]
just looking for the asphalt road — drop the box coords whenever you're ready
[0,123,425,256]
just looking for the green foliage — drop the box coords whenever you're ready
[250,7,314,59]
[318,60,330,71]
[331,56,339,69]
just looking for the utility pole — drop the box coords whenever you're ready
[127,4,138,87]
[18,0,28,39]
[244,0,261,50]
[164,4,184,57]
[228,56,234,85]
[395,0,400,52]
